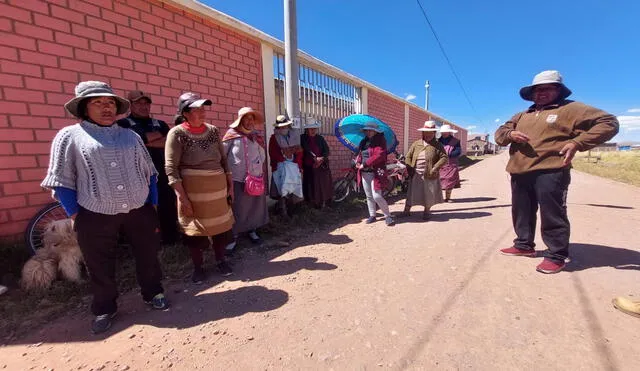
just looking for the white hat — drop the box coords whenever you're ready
[439,124,458,134]
[230,107,264,128]
[304,120,321,129]
[417,120,438,132]
[361,121,383,133]
[519,70,572,101]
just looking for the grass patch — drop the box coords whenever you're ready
[572,151,640,187]
[0,199,367,340]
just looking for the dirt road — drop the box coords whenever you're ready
[1,153,639,370]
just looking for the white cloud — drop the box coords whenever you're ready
[466,125,477,130]
[617,115,640,129]
[494,118,500,123]
[627,108,640,113]
[405,94,416,101]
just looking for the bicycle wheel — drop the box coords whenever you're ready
[333,178,352,203]
[383,178,397,197]
[24,202,68,255]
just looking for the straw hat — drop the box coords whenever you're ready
[274,114,293,127]
[439,124,458,133]
[417,120,439,132]
[519,70,572,101]
[230,107,264,128]
[64,81,129,118]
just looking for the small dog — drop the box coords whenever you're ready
[21,219,84,291]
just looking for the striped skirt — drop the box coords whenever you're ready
[179,168,234,237]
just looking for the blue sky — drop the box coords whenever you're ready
[204,0,640,142]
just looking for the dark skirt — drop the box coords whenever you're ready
[302,164,333,205]
[232,181,269,234]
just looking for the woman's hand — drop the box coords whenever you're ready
[178,196,194,217]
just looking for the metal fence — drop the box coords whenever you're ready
[273,53,360,134]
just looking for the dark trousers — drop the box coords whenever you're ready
[157,173,178,244]
[183,230,233,268]
[511,169,571,262]
[75,204,164,316]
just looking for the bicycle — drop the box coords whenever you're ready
[333,161,361,203]
[24,201,68,255]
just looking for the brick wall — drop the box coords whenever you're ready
[367,89,405,154]
[0,0,264,239]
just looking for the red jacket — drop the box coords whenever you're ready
[355,133,388,191]
[268,134,303,172]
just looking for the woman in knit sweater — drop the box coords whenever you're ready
[165,92,234,283]
[41,81,169,335]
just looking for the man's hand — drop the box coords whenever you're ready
[559,142,578,166]
[509,130,530,143]
[146,132,164,143]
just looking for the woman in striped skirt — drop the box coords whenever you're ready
[165,92,235,283]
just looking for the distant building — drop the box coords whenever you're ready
[592,142,618,152]
[467,133,496,155]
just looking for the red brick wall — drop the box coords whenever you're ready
[0,0,264,239]
[408,107,430,145]
[367,90,405,154]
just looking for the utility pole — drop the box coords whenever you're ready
[424,80,430,111]
[284,0,301,139]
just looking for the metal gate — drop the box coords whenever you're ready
[274,53,360,134]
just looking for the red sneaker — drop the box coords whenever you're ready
[500,246,536,257]
[536,258,566,274]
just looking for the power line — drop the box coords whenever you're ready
[415,0,477,114]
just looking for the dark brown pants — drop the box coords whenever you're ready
[183,230,233,268]
[75,204,164,316]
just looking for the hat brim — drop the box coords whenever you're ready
[64,93,130,118]
[519,83,572,101]
[439,129,458,133]
[274,120,293,127]
[417,128,439,132]
[304,123,322,129]
[361,127,383,133]
[130,95,152,103]
[188,99,212,108]
[230,110,265,128]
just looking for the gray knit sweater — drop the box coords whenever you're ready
[41,121,158,215]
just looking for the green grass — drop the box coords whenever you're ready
[0,199,368,340]
[573,151,640,187]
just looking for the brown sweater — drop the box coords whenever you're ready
[165,124,229,185]
[405,139,448,179]
[495,100,619,174]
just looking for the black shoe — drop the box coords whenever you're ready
[91,312,116,335]
[145,293,170,310]
[248,231,263,245]
[217,261,233,276]
[191,267,206,284]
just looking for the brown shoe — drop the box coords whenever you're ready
[398,210,411,218]
[422,211,430,221]
[613,297,640,318]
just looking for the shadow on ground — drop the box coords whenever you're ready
[565,243,640,272]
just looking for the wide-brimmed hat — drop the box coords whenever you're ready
[177,92,212,113]
[304,120,321,129]
[64,81,130,118]
[361,121,383,133]
[439,124,458,134]
[127,90,152,103]
[417,120,438,132]
[230,107,264,128]
[519,70,572,101]
[274,114,293,127]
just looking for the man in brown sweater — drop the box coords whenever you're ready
[495,70,619,274]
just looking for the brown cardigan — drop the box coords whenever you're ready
[405,138,448,180]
